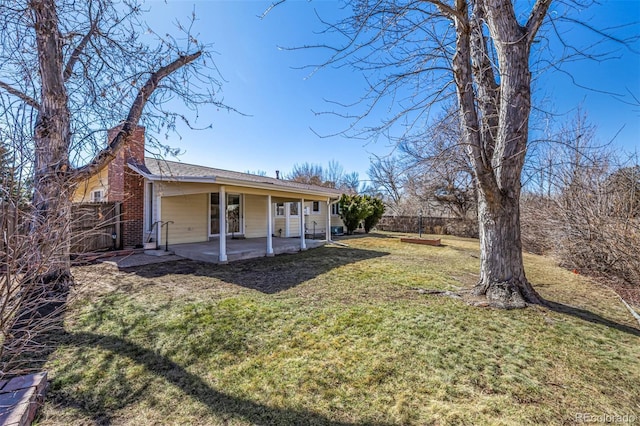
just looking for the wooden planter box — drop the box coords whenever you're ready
[400,237,441,246]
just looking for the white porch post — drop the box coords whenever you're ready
[300,199,307,250]
[266,195,274,257]
[284,202,290,237]
[156,194,163,246]
[219,185,228,263]
[326,199,331,242]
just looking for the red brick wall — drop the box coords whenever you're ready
[107,149,124,201]
[106,125,146,247]
[122,167,145,248]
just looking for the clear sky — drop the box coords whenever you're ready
[145,0,640,181]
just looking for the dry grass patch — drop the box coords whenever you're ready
[35,233,640,425]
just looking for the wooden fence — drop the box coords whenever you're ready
[376,215,479,238]
[70,202,122,253]
[1,201,121,262]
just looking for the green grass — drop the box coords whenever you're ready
[37,233,639,425]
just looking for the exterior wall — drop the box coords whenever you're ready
[288,214,301,237]
[161,193,209,244]
[107,125,146,201]
[122,166,145,247]
[155,182,220,197]
[273,217,286,237]
[72,125,147,248]
[331,214,344,227]
[303,201,325,233]
[73,167,108,202]
[244,194,268,238]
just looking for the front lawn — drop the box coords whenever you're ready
[37,233,640,425]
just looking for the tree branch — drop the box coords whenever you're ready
[525,0,552,45]
[0,80,39,109]
[64,17,100,81]
[73,51,202,180]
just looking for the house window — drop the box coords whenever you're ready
[289,202,299,216]
[91,190,103,202]
[276,203,285,217]
[331,203,340,216]
[312,201,320,214]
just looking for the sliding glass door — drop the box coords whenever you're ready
[210,192,242,236]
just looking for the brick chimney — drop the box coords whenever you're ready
[106,125,146,248]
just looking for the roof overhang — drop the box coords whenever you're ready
[128,163,342,199]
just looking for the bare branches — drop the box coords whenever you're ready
[0,0,231,374]
[0,80,38,108]
[63,8,101,81]
[75,51,202,180]
[525,0,552,45]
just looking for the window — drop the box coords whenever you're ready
[331,203,340,216]
[312,201,320,213]
[289,202,299,216]
[91,190,103,202]
[276,203,285,217]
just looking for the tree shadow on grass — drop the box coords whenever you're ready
[125,246,390,294]
[543,300,640,337]
[49,331,392,426]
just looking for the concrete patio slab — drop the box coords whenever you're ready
[172,237,326,263]
[96,237,327,268]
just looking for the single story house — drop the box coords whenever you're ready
[73,126,346,262]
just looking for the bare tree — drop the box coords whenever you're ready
[521,112,639,306]
[400,106,476,219]
[288,162,326,186]
[0,0,229,372]
[287,160,359,191]
[279,0,638,308]
[340,171,361,193]
[367,155,406,214]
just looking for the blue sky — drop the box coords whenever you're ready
[146,0,639,181]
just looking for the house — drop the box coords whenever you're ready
[72,126,346,262]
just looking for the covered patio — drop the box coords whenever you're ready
[170,237,327,264]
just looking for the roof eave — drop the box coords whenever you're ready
[215,176,343,198]
[128,163,217,184]
[130,163,342,197]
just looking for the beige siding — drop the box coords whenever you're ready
[156,182,219,197]
[244,194,268,238]
[303,201,326,235]
[73,167,108,202]
[161,193,208,244]
[273,217,286,237]
[288,216,301,237]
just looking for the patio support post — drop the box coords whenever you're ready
[266,195,274,257]
[326,199,331,242]
[219,185,228,263]
[300,198,307,251]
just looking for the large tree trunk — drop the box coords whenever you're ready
[31,0,73,287]
[474,187,543,308]
[451,0,550,308]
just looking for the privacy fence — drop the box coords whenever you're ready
[376,215,479,238]
[70,202,122,253]
[1,202,122,256]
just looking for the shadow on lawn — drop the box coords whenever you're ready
[50,331,392,426]
[125,246,390,294]
[544,300,640,337]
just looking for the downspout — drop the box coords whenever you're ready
[327,197,340,243]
